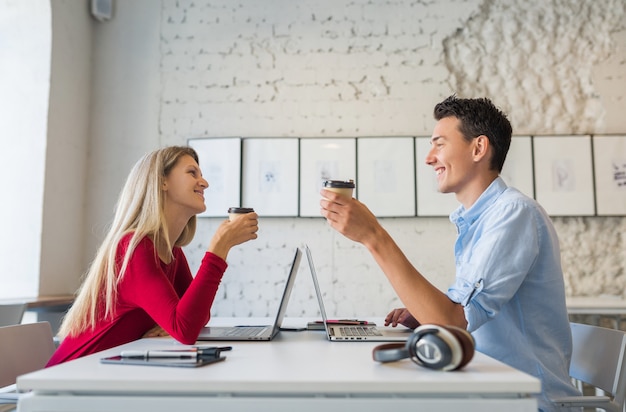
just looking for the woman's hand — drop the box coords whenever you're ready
[143,324,170,338]
[208,212,259,260]
[384,308,420,329]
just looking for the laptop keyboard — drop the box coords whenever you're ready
[223,326,267,337]
[338,326,383,337]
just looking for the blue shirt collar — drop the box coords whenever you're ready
[450,177,508,227]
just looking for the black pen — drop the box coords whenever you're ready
[120,346,232,359]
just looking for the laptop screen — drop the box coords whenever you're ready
[304,245,331,328]
[269,247,303,334]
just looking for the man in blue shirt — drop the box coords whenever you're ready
[320,95,581,411]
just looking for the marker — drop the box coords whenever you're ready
[120,346,232,359]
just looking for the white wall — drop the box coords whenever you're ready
[0,0,51,298]
[153,0,626,317]
[84,0,162,269]
[10,1,624,317]
[0,0,93,299]
[40,0,93,295]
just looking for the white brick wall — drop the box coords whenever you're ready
[159,0,626,317]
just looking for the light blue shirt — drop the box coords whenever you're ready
[446,177,581,412]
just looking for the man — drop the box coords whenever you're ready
[320,95,581,411]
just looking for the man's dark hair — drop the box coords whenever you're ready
[433,95,512,172]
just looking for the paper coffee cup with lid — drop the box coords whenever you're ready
[228,207,254,221]
[322,179,355,198]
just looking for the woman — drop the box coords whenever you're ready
[47,146,258,366]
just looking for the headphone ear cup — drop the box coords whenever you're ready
[407,325,475,371]
[407,325,454,370]
[443,325,475,370]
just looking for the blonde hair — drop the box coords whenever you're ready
[59,146,200,338]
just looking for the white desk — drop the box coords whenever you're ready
[567,296,626,329]
[567,296,626,315]
[17,318,540,412]
[0,295,74,335]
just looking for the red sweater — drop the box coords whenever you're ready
[47,234,226,367]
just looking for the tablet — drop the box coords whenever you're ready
[100,355,226,368]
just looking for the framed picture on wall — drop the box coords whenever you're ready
[356,137,415,217]
[533,135,595,216]
[593,135,626,216]
[188,137,241,218]
[415,137,460,216]
[299,138,356,217]
[241,138,299,217]
[501,136,534,198]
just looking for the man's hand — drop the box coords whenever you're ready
[384,308,421,329]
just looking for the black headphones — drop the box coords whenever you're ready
[372,324,475,371]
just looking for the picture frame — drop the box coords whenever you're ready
[356,137,416,217]
[593,135,626,216]
[415,137,460,216]
[533,135,595,216]
[501,136,534,198]
[188,137,241,218]
[299,138,356,217]
[241,138,299,217]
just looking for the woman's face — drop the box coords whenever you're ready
[162,154,209,218]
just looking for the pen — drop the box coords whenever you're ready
[120,346,232,359]
[316,319,369,325]
[120,350,196,359]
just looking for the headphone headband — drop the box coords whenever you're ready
[371,343,408,363]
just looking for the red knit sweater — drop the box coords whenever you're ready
[46,234,226,367]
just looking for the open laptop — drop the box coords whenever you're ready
[304,245,412,342]
[196,247,302,341]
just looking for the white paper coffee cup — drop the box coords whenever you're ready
[322,179,355,198]
[228,207,254,221]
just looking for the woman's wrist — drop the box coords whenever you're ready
[207,242,229,261]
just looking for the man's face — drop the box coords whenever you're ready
[425,116,478,195]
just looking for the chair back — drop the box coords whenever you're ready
[0,304,26,327]
[0,322,56,388]
[569,322,626,411]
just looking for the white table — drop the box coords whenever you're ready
[17,318,540,412]
[0,295,74,336]
[567,296,626,329]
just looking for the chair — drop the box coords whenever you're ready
[0,322,56,411]
[552,322,626,412]
[0,304,26,327]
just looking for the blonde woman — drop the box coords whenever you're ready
[47,146,258,366]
